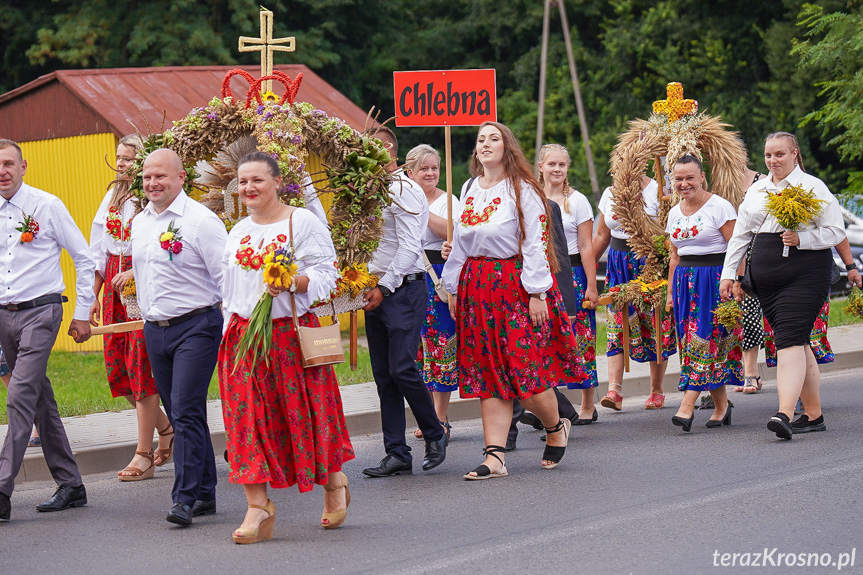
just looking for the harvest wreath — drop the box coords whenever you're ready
[122,69,393,316]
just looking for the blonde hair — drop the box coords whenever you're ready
[537,143,573,214]
[404,144,441,176]
[765,131,805,173]
[109,134,144,209]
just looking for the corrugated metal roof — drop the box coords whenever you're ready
[0,65,375,142]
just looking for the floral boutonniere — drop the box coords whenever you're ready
[159,219,183,261]
[16,211,39,244]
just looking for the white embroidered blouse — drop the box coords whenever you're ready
[221,208,339,321]
[424,193,461,250]
[666,194,737,256]
[597,181,660,240]
[442,178,552,295]
[90,189,137,278]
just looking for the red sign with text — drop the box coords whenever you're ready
[393,69,497,127]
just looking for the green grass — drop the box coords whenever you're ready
[0,301,856,424]
[0,343,374,425]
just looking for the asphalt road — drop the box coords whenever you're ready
[2,368,863,575]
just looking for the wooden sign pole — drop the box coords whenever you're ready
[445,126,454,242]
[654,303,663,365]
[350,310,358,371]
[71,320,144,339]
[621,308,631,373]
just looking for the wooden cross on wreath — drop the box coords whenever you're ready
[239,7,296,95]
[652,82,698,124]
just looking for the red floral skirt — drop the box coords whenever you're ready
[218,313,355,492]
[456,257,586,400]
[102,253,157,400]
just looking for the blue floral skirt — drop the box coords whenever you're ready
[605,247,676,362]
[566,265,598,389]
[672,264,743,391]
[419,263,458,392]
[456,256,586,400]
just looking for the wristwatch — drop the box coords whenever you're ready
[735,275,744,283]
[379,285,393,297]
[530,292,547,301]
[845,263,857,271]
[289,276,298,293]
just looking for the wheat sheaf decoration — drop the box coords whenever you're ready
[609,82,748,281]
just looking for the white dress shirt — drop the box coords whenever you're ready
[0,183,96,321]
[559,189,594,254]
[131,192,227,322]
[368,171,428,292]
[442,178,553,295]
[423,193,461,250]
[721,166,845,281]
[90,189,136,278]
[221,208,339,321]
[597,182,660,240]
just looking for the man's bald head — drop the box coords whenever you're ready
[142,148,187,214]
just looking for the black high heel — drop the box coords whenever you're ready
[706,406,732,428]
[672,413,695,432]
[574,408,598,426]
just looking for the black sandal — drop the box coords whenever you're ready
[463,446,509,480]
[541,419,571,470]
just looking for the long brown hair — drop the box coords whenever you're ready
[108,134,144,209]
[469,121,560,274]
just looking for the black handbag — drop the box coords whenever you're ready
[740,236,756,297]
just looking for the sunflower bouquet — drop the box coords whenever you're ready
[335,264,378,298]
[764,184,826,257]
[713,300,743,332]
[236,246,298,369]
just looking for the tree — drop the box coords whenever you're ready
[793,2,863,191]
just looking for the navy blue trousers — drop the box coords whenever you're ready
[366,279,443,463]
[143,309,221,506]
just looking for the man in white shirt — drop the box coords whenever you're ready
[0,139,95,522]
[361,127,446,477]
[131,149,227,526]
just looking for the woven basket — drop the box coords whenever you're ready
[120,294,142,320]
[311,289,372,317]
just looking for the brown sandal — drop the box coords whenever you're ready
[154,424,175,466]
[118,450,155,481]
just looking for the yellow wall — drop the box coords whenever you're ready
[20,134,117,353]
[17,137,360,353]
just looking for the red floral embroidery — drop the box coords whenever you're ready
[460,196,502,227]
[105,207,131,242]
[234,235,285,271]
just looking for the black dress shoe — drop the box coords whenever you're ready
[422,436,447,471]
[671,414,695,432]
[0,492,10,522]
[574,408,599,426]
[192,499,216,517]
[518,412,544,430]
[36,485,87,512]
[362,455,412,477]
[791,414,826,434]
[166,502,193,526]
[767,412,793,440]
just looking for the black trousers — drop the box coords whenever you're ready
[366,279,443,463]
[508,387,576,443]
[144,309,221,507]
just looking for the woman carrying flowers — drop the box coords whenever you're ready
[218,151,353,544]
[720,132,845,439]
[89,134,172,480]
[664,153,742,432]
[405,144,460,441]
[442,122,583,479]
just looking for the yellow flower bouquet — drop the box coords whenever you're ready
[713,300,744,332]
[236,246,298,370]
[311,264,378,317]
[764,184,825,257]
[119,277,142,320]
